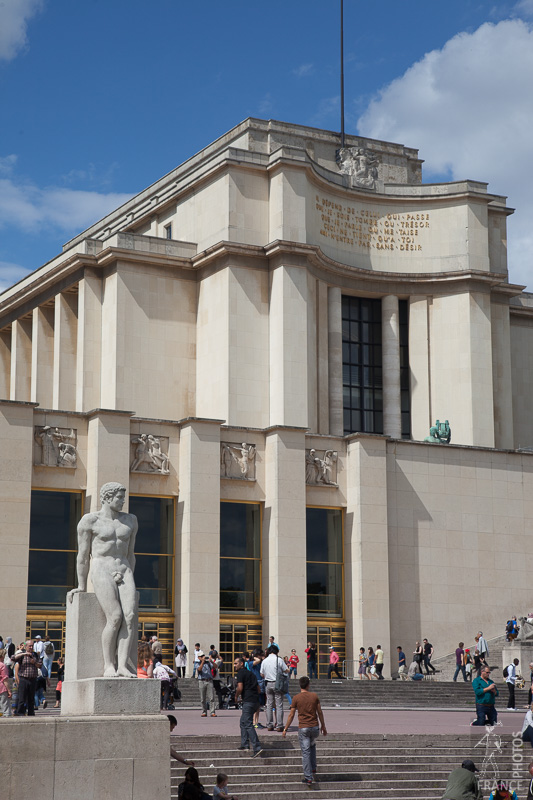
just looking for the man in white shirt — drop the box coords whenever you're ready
[477,632,488,660]
[260,645,289,731]
[506,657,519,710]
[33,636,44,659]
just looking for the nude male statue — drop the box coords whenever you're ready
[67,482,138,678]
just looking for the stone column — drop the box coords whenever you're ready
[408,296,431,440]
[76,269,102,412]
[10,318,32,402]
[269,266,308,428]
[85,410,133,513]
[0,329,11,399]
[328,287,343,436]
[53,292,78,411]
[176,419,221,665]
[344,434,391,672]
[31,306,54,407]
[382,295,402,438]
[491,299,514,449]
[263,426,307,658]
[430,291,494,447]
[0,399,36,644]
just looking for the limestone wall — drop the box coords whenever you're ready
[387,440,533,659]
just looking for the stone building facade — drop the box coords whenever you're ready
[1,118,533,676]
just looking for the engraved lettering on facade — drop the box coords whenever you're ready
[315,197,431,253]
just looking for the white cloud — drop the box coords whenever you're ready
[513,0,533,18]
[357,19,533,290]
[0,0,44,61]
[0,174,132,234]
[293,63,314,78]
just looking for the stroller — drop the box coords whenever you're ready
[220,677,241,709]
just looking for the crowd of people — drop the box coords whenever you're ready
[6,624,533,798]
[0,635,63,716]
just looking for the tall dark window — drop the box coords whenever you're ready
[342,296,383,435]
[306,507,343,617]
[129,496,174,612]
[28,490,83,608]
[399,299,411,438]
[220,502,261,614]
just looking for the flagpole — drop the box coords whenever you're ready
[340,0,345,148]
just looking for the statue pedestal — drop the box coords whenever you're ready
[61,677,160,716]
[64,591,138,681]
[502,640,533,677]
[62,590,160,716]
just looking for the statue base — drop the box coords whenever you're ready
[502,641,533,678]
[61,677,160,716]
[65,591,138,681]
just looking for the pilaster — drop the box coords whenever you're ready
[382,295,402,438]
[10,318,32,401]
[176,418,221,665]
[53,292,78,411]
[0,399,36,644]
[76,269,102,412]
[269,266,308,427]
[328,287,343,436]
[263,426,307,658]
[345,435,390,671]
[31,306,54,407]
[85,410,133,513]
[0,328,11,399]
[408,296,431,441]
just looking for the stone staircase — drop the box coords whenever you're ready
[170,733,524,800]
[430,633,512,681]
[167,677,527,710]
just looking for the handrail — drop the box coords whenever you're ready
[430,632,508,664]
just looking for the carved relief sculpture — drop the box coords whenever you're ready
[305,449,338,486]
[130,434,170,474]
[34,426,77,467]
[220,442,256,480]
[67,482,138,677]
[336,146,379,190]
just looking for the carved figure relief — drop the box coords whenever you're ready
[130,434,170,474]
[305,449,338,486]
[34,426,77,468]
[220,442,256,480]
[336,147,379,190]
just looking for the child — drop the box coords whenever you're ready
[213,773,238,800]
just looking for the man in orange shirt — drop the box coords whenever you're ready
[282,676,327,786]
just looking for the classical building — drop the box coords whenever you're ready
[1,118,532,676]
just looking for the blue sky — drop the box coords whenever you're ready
[1,0,533,291]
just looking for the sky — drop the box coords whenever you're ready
[1,0,533,292]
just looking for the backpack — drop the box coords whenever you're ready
[44,642,54,656]
[503,665,510,678]
[274,657,289,694]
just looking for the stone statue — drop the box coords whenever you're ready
[424,419,451,444]
[130,434,170,474]
[305,448,338,485]
[517,617,533,642]
[67,482,138,678]
[336,146,379,190]
[220,442,256,480]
